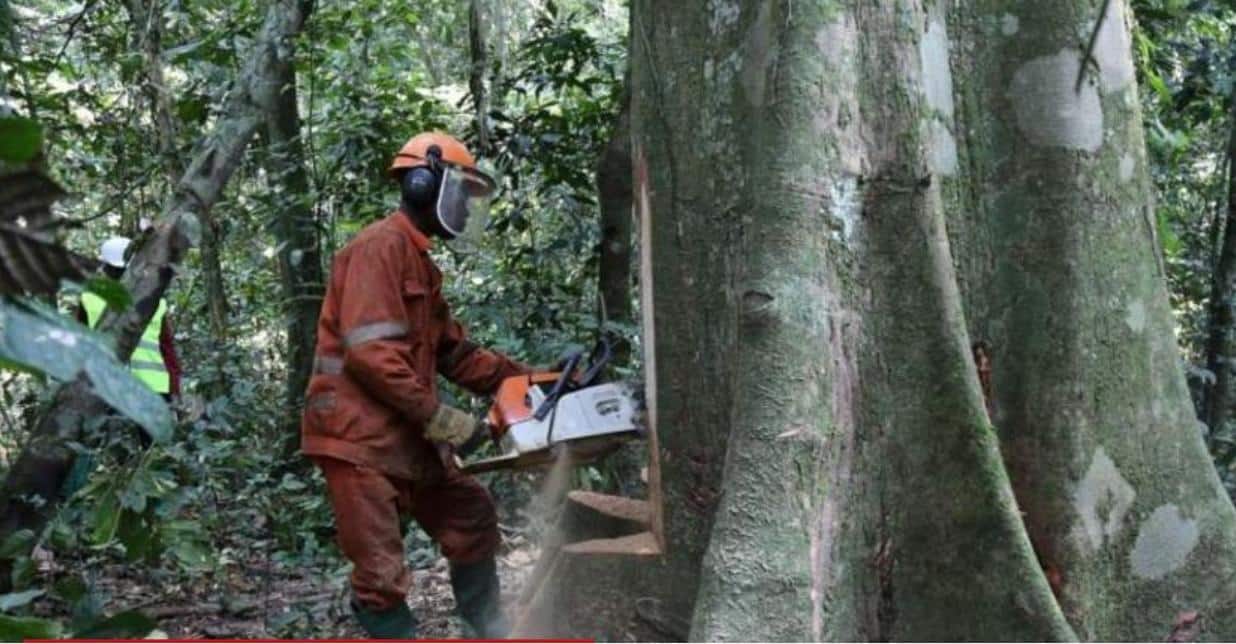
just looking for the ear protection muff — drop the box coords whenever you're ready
[400,144,444,211]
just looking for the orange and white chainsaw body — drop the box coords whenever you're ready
[462,372,643,474]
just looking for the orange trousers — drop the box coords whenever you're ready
[315,457,501,610]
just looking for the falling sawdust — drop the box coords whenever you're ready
[509,448,576,637]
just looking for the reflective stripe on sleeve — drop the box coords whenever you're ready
[130,360,168,372]
[313,355,344,375]
[343,321,409,348]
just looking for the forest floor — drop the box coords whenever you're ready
[62,534,542,640]
[24,451,653,639]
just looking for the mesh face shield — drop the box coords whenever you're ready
[435,165,496,241]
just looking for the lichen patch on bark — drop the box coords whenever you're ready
[829,174,863,243]
[1125,299,1147,334]
[1130,504,1199,580]
[1001,14,1020,36]
[919,8,954,119]
[1119,152,1136,182]
[1074,446,1136,550]
[920,6,957,177]
[1008,49,1104,152]
[1091,0,1135,93]
[930,120,959,176]
[708,0,741,36]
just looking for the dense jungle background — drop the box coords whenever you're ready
[0,0,1235,639]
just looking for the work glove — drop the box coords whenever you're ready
[426,405,489,475]
[425,404,484,447]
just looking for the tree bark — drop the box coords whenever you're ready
[596,77,632,356]
[528,1,1236,640]
[945,0,1236,637]
[0,0,313,587]
[1203,89,1236,457]
[264,31,323,461]
[198,216,230,346]
[469,0,490,153]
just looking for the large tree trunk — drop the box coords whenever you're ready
[527,0,1236,640]
[0,0,313,588]
[1203,90,1236,460]
[946,0,1236,638]
[265,34,323,461]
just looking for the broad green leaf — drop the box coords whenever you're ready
[90,493,120,545]
[81,277,132,312]
[0,354,40,376]
[8,558,33,591]
[116,512,156,562]
[169,538,210,569]
[0,589,43,612]
[51,577,87,604]
[0,118,41,163]
[72,611,156,639]
[0,299,171,442]
[0,615,61,640]
[0,529,33,559]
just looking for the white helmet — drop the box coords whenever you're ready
[99,236,131,268]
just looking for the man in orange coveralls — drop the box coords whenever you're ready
[302,132,528,639]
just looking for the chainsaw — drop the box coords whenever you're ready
[460,338,645,475]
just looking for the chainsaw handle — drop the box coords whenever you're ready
[534,352,582,421]
[577,337,614,388]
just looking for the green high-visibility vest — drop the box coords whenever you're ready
[82,291,170,394]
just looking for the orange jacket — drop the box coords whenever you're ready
[301,211,528,479]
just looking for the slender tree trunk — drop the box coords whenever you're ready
[199,216,230,345]
[1203,90,1236,455]
[126,0,229,352]
[265,35,323,462]
[0,0,313,589]
[124,0,179,181]
[526,1,1236,640]
[596,78,632,356]
[469,0,490,153]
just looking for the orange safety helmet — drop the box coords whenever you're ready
[388,131,478,179]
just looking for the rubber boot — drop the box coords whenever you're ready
[449,557,510,639]
[352,599,417,640]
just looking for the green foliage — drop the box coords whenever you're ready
[0,614,62,640]
[0,0,630,636]
[71,610,156,639]
[0,116,41,162]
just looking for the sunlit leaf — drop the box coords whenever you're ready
[0,589,43,612]
[90,493,120,545]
